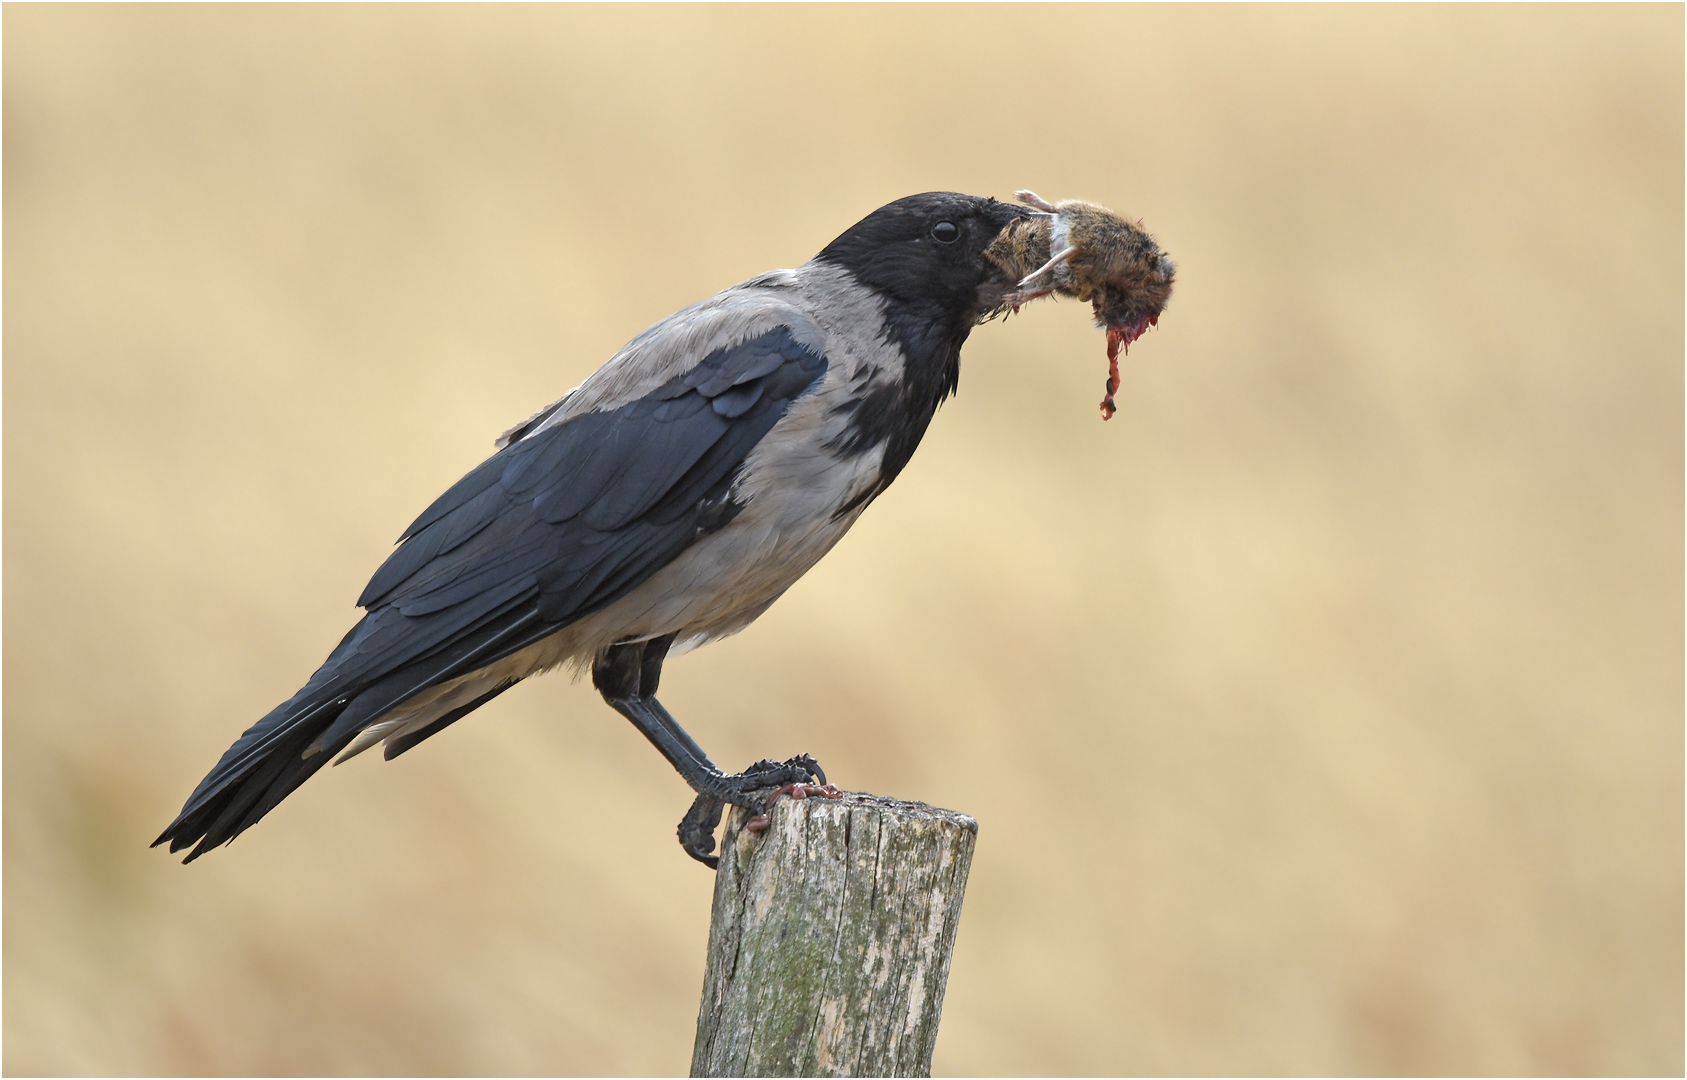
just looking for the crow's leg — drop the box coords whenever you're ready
[593,636,827,867]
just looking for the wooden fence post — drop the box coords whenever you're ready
[690,791,979,1078]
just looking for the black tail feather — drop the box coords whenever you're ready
[157,591,561,862]
[155,615,548,861]
[156,697,352,862]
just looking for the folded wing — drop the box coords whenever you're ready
[157,323,827,860]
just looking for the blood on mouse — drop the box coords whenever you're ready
[984,191,1175,420]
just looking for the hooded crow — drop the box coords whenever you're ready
[154,190,1172,867]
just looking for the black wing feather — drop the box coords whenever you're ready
[157,325,826,860]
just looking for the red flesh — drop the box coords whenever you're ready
[1099,310,1158,421]
[743,782,843,834]
[1101,329,1124,420]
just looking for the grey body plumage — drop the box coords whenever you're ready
[156,192,1040,865]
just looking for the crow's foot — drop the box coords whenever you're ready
[678,793,726,867]
[676,755,831,868]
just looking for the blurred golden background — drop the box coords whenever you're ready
[5,5,1680,1075]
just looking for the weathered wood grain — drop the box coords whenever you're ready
[691,791,978,1078]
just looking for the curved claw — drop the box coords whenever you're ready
[787,753,827,787]
[678,793,725,868]
[673,754,830,867]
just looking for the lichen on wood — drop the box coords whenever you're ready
[691,791,979,1078]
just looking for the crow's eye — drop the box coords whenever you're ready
[931,221,959,244]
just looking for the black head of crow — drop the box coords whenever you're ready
[155,191,1174,867]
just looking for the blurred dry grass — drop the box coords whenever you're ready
[3,5,1680,1076]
